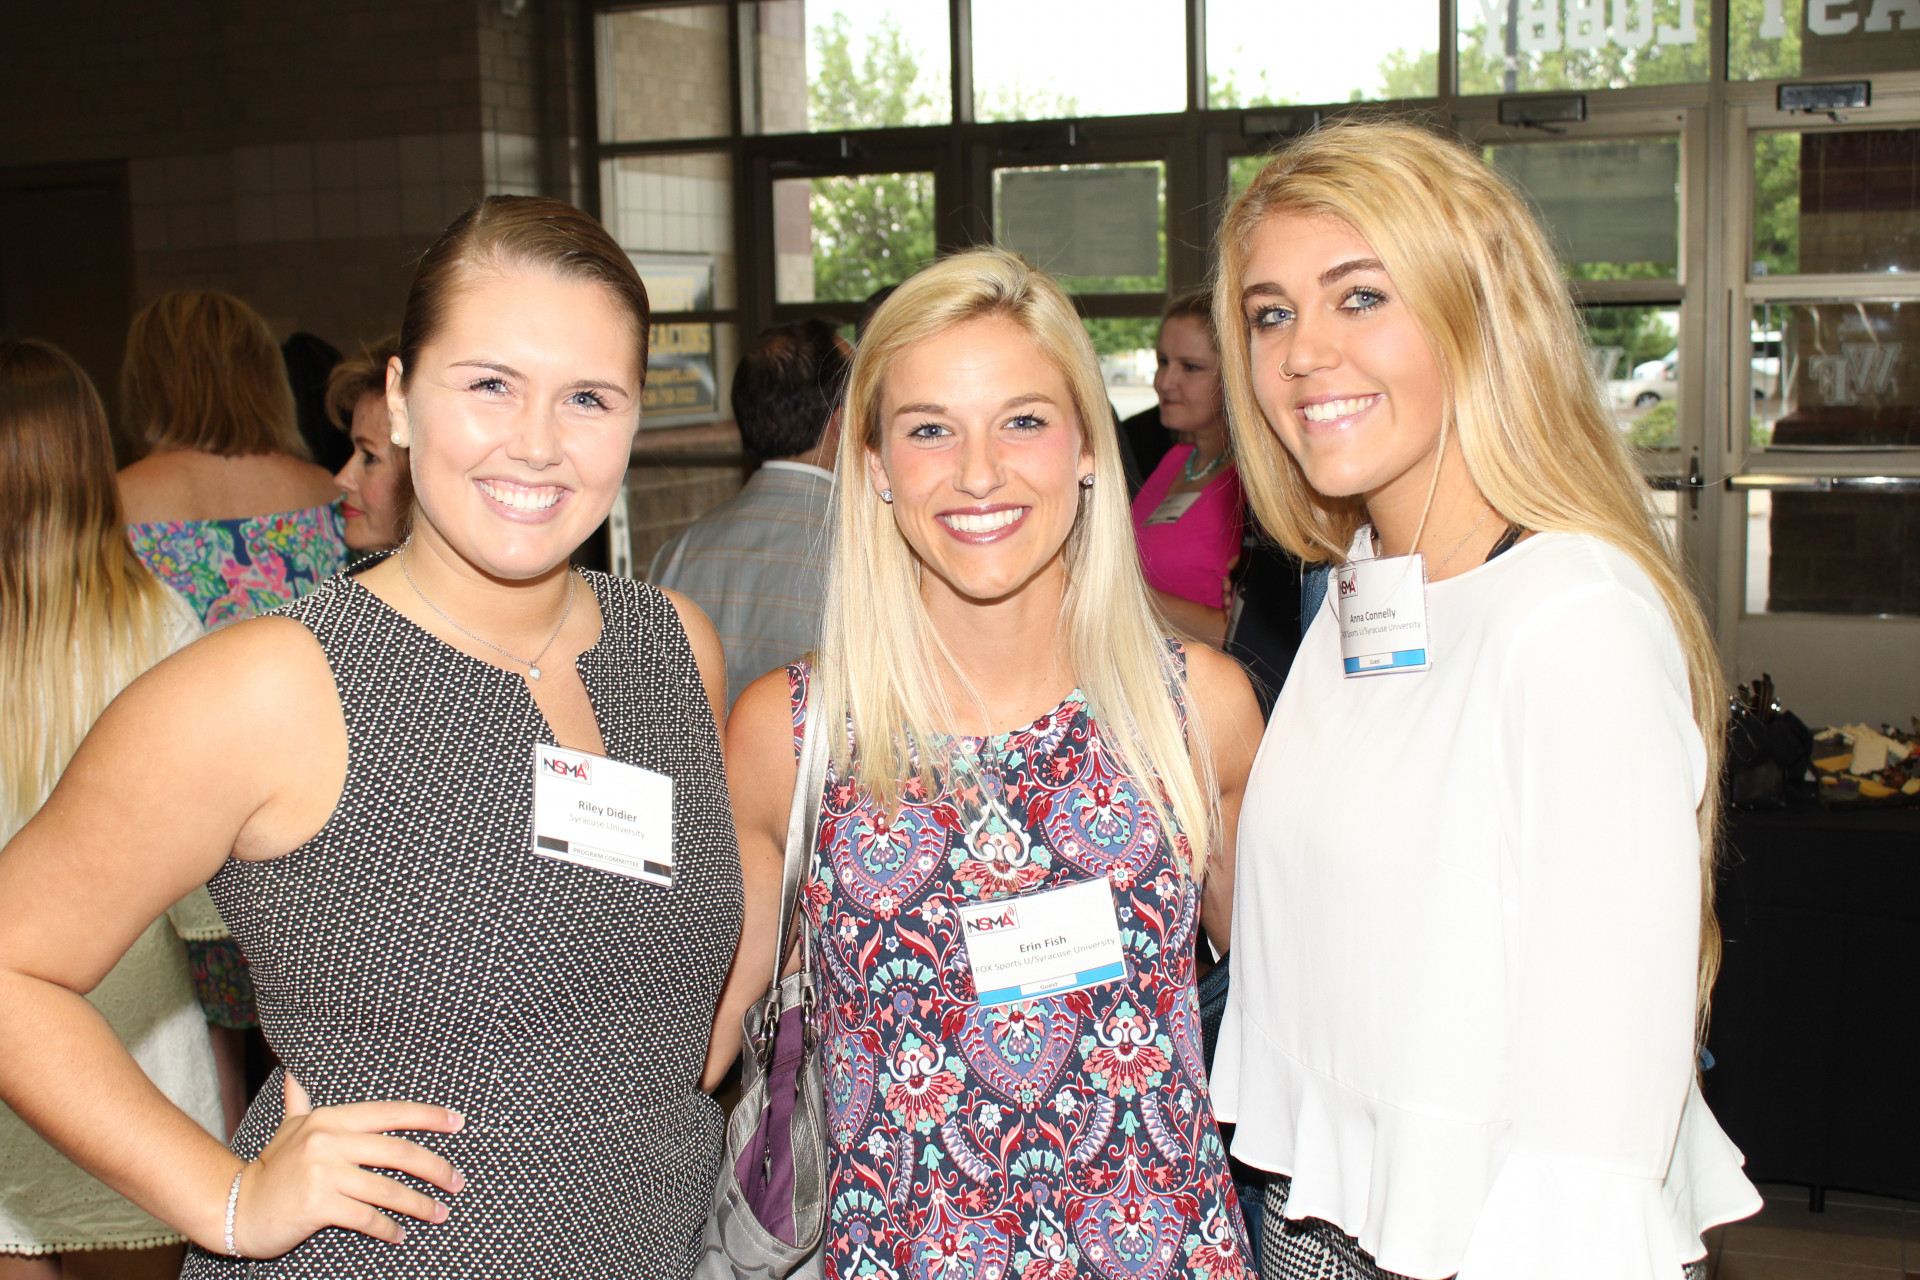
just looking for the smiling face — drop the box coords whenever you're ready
[387,264,641,580]
[867,314,1093,608]
[333,392,409,551]
[1153,314,1225,435]
[1241,212,1447,511]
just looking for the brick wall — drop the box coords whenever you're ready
[1769,492,1920,616]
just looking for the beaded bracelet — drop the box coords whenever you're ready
[224,1167,245,1257]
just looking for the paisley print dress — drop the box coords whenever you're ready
[792,661,1251,1280]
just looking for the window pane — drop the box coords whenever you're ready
[1584,304,1682,450]
[1730,0,1920,80]
[750,1,950,132]
[995,163,1166,293]
[1751,128,1920,278]
[773,172,936,304]
[601,153,736,309]
[1209,0,1439,107]
[597,6,732,143]
[1752,301,1920,449]
[1086,319,1163,426]
[1745,488,1920,617]
[1456,0,1712,93]
[1489,139,1681,278]
[971,0,1184,121]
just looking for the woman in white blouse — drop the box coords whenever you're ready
[1210,121,1761,1279]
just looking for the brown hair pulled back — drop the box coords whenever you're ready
[1160,287,1217,349]
[120,290,305,460]
[398,196,652,390]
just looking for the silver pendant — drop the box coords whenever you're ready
[529,665,542,681]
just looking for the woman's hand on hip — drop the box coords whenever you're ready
[232,1072,467,1256]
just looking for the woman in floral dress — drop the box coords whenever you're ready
[719,248,1266,1280]
[116,290,347,1133]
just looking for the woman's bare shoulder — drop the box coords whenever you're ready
[119,450,338,524]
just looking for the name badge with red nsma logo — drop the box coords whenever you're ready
[955,876,1127,1007]
[530,743,675,887]
[1336,552,1433,678]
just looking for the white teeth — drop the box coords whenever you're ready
[478,480,563,512]
[1300,395,1380,423]
[940,508,1025,534]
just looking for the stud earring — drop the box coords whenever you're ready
[1078,474,1095,489]
[880,489,893,504]
[390,430,408,446]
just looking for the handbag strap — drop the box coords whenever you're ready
[768,676,831,999]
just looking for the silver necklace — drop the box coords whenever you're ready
[399,547,576,681]
[1433,508,1494,575]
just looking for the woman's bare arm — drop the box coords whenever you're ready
[0,618,461,1256]
[1183,645,1264,956]
[1154,588,1229,650]
[705,667,801,1089]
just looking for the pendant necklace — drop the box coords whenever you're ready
[400,546,577,681]
[1180,446,1231,485]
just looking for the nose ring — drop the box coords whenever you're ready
[1279,361,1299,381]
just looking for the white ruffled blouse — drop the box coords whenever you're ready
[1215,531,1761,1279]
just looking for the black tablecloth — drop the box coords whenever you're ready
[1703,803,1920,1199]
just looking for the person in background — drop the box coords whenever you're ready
[1213,121,1760,1280]
[718,248,1265,1279]
[0,339,223,1280]
[325,336,411,555]
[1129,289,1243,649]
[282,333,350,473]
[117,290,347,1137]
[0,196,738,1275]
[649,319,848,709]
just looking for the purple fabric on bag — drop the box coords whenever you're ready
[735,1001,807,1245]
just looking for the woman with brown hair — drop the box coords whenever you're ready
[0,197,739,1276]
[119,292,350,1116]
[324,336,411,554]
[0,339,223,1280]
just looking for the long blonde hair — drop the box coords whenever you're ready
[814,247,1216,868]
[1215,121,1726,1020]
[1,339,179,841]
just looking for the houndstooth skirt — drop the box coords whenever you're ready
[1261,1178,1710,1280]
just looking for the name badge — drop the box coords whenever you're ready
[956,877,1128,1007]
[1336,552,1432,677]
[1145,490,1203,525]
[529,743,675,886]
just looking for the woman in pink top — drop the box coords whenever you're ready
[1131,288,1244,646]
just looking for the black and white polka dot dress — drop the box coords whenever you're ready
[182,569,741,1278]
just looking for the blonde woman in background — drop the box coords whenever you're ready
[720,248,1265,1279]
[1210,121,1760,1279]
[117,290,348,1131]
[324,336,412,555]
[0,340,223,1280]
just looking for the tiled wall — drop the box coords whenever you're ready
[0,0,575,349]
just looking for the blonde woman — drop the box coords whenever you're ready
[1210,122,1760,1279]
[720,248,1265,1279]
[0,340,222,1279]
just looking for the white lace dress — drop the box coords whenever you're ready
[0,592,225,1256]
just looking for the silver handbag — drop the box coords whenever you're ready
[694,700,830,1280]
